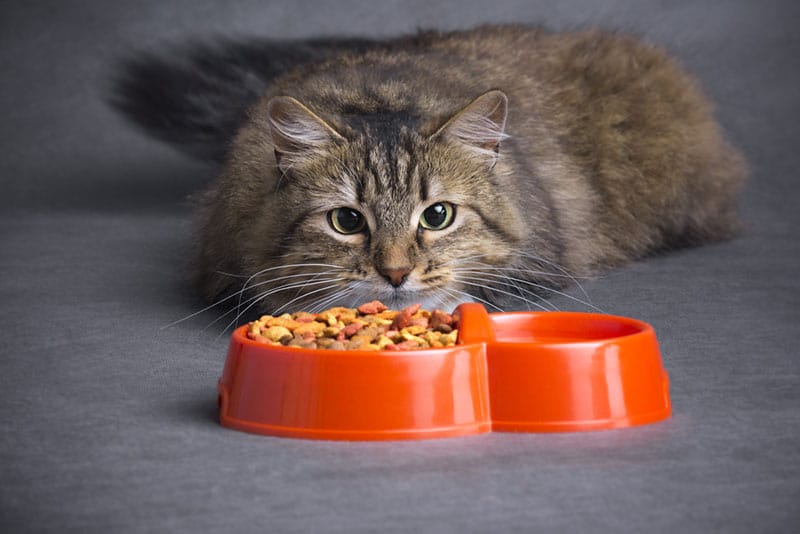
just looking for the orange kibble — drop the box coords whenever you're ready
[430,309,454,329]
[357,300,388,314]
[342,321,365,338]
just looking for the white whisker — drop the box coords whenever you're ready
[429,286,465,312]
[442,249,598,311]
[235,262,346,317]
[441,286,505,312]
[269,282,349,317]
[450,269,561,309]
[450,263,589,280]
[160,267,345,330]
[454,269,603,313]
[453,277,551,311]
[236,268,343,321]
[208,277,345,336]
[218,281,347,339]
[213,270,250,279]
[509,249,593,303]
[307,284,360,313]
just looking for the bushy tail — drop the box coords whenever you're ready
[109,37,379,162]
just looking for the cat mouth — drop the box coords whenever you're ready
[371,285,416,308]
[372,282,457,311]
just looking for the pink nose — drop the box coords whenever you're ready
[379,267,411,287]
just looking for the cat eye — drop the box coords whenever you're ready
[328,207,366,234]
[419,202,455,231]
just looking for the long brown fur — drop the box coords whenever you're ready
[192,25,745,313]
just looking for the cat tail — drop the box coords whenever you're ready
[109,37,379,163]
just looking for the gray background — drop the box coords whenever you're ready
[1,1,799,532]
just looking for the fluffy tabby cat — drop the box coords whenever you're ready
[113,25,745,316]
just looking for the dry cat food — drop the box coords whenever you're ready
[246,301,459,351]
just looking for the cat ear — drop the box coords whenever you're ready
[266,96,344,171]
[432,90,509,167]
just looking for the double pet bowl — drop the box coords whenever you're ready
[217,303,671,440]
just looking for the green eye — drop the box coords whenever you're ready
[419,202,456,231]
[328,207,366,234]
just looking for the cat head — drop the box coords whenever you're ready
[202,90,556,316]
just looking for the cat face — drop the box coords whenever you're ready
[266,133,520,313]
[222,91,552,315]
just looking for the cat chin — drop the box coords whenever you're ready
[371,287,473,313]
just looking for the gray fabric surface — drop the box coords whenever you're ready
[1,1,799,532]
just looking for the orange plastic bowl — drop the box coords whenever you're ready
[461,304,672,433]
[217,326,492,441]
[217,303,671,440]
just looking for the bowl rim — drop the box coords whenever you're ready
[486,310,656,348]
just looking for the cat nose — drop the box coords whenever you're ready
[379,267,411,287]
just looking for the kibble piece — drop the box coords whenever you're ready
[342,321,365,338]
[288,337,317,349]
[434,323,453,334]
[294,321,326,337]
[430,309,454,330]
[403,324,428,336]
[357,300,389,315]
[375,335,394,350]
[322,326,341,338]
[441,330,459,346]
[317,338,335,349]
[265,326,292,342]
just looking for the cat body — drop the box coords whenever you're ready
[115,25,745,313]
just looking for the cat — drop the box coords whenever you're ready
[112,24,746,317]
